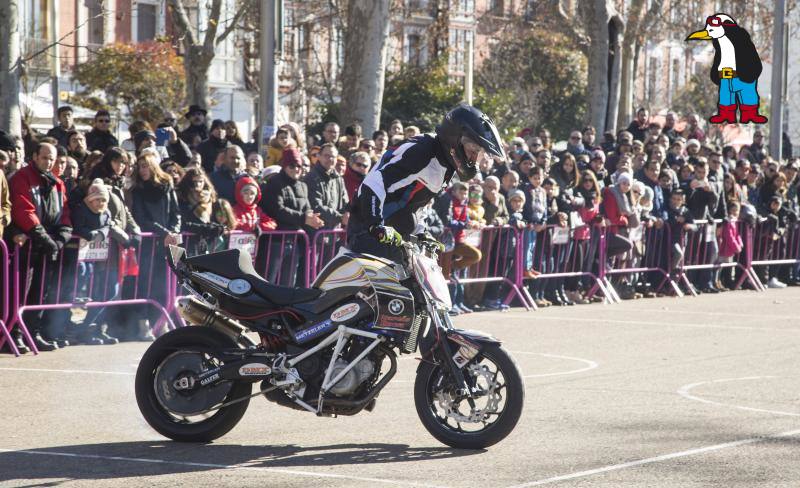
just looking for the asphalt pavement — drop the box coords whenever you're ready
[1,288,800,487]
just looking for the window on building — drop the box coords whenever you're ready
[85,0,104,46]
[135,2,157,42]
[407,34,424,67]
[448,28,472,76]
[488,0,504,15]
[451,0,475,15]
[25,0,49,39]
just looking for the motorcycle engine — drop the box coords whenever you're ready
[329,358,375,397]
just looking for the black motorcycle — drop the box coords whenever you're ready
[135,236,524,449]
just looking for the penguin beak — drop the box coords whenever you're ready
[686,29,712,41]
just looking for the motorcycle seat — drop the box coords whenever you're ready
[184,248,324,306]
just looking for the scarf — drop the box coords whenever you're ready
[609,184,633,216]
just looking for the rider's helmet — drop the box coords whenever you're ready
[436,104,507,180]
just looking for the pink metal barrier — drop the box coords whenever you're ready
[452,226,531,310]
[600,223,682,299]
[519,224,615,305]
[310,229,348,282]
[0,240,33,356]
[748,219,800,289]
[0,232,177,355]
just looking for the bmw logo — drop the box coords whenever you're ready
[388,299,404,315]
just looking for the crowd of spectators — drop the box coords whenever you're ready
[1,104,799,353]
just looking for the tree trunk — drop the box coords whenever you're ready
[0,0,21,136]
[585,0,611,133]
[339,0,391,136]
[616,0,646,130]
[184,45,213,109]
[606,17,623,132]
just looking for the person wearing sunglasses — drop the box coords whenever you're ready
[86,109,119,153]
[343,151,371,201]
[347,104,505,261]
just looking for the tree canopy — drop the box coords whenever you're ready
[72,41,185,126]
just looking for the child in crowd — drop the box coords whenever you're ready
[233,176,277,232]
[761,196,798,288]
[467,183,486,225]
[718,201,743,289]
[521,166,547,280]
[666,189,696,277]
[443,182,482,315]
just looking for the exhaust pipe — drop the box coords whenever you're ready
[177,296,256,347]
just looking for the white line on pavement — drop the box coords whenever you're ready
[503,314,800,332]
[505,428,800,487]
[0,447,448,488]
[614,307,800,321]
[677,376,800,417]
[508,352,599,379]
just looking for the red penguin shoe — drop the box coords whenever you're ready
[739,104,768,124]
[708,105,737,124]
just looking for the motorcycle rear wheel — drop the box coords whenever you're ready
[414,344,524,449]
[135,326,252,442]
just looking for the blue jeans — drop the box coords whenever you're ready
[718,77,759,105]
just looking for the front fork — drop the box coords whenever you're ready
[425,309,472,398]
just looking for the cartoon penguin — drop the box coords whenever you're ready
[686,13,767,124]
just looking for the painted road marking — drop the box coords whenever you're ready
[508,352,598,379]
[0,367,134,376]
[506,428,800,487]
[617,307,800,322]
[0,447,448,488]
[678,376,800,417]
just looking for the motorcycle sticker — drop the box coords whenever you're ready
[294,319,335,343]
[330,303,360,322]
[197,271,231,289]
[388,299,405,315]
[376,314,413,330]
[238,363,272,376]
[200,373,220,385]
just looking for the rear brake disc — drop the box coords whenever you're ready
[154,351,233,416]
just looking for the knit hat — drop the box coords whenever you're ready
[507,189,526,203]
[134,130,156,149]
[616,172,632,186]
[0,130,15,152]
[85,178,109,202]
[686,138,701,148]
[590,149,606,162]
[210,119,226,132]
[281,147,303,167]
[261,165,281,179]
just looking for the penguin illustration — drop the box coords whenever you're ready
[686,13,768,124]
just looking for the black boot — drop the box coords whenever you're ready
[70,323,104,346]
[3,331,30,354]
[32,333,59,352]
[94,324,119,345]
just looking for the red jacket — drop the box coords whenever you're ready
[450,193,469,244]
[602,186,628,233]
[343,167,364,202]
[9,164,71,235]
[233,176,277,232]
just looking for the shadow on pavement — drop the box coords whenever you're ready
[0,440,481,482]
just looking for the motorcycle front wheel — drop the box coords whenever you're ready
[414,344,524,449]
[135,326,252,442]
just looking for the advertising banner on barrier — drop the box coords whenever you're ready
[78,238,110,262]
[228,232,258,261]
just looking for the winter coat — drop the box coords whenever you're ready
[260,170,312,231]
[72,203,127,243]
[85,129,119,153]
[520,182,547,225]
[46,125,75,148]
[718,220,743,258]
[9,164,72,244]
[265,143,284,167]
[209,168,240,203]
[448,194,470,244]
[418,205,445,239]
[180,124,208,148]
[197,136,229,174]
[304,163,348,229]
[178,201,225,238]
[343,167,364,202]
[602,185,631,233]
[467,202,485,224]
[482,194,509,227]
[233,176,277,232]
[130,181,181,237]
[686,180,719,221]
[0,170,10,237]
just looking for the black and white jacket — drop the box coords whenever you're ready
[350,134,454,236]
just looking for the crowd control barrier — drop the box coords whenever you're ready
[310,229,348,282]
[748,219,800,289]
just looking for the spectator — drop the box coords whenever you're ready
[121,120,151,153]
[334,154,347,176]
[162,111,179,131]
[550,153,579,190]
[260,148,323,286]
[482,176,509,227]
[338,123,362,158]
[21,120,39,163]
[582,126,597,149]
[281,122,306,152]
[538,128,552,151]
[46,106,76,148]
[176,168,226,253]
[441,182,482,314]
[265,127,294,167]
[233,176,277,233]
[662,111,680,143]
[749,129,766,165]
[58,156,80,196]
[133,128,191,167]
[638,159,668,221]
[180,105,209,148]
[564,130,590,158]
[683,113,706,142]
[224,120,247,150]
[343,151,370,201]
[626,108,650,142]
[9,142,73,351]
[526,137,543,155]
[305,143,349,230]
[601,131,616,153]
[514,151,534,180]
[373,130,389,160]
[322,122,340,145]
[85,110,118,153]
[66,130,88,168]
[130,152,181,330]
[388,119,403,139]
[404,126,421,139]
[602,172,634,259]
[500,170,519,199]
[478,151,496,180]
[718,201,743,289]
[535,149,552,171]
[162,160,186,187]
[588,150,608,190]
[197,119,229,174]
[357,138,377,163]
[467,183,486,226]
[0,155,9,237]
[210,145,246,203]
[245,152,264,179]
[761,195,797,288]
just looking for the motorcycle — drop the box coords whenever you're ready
[135,234,524,449]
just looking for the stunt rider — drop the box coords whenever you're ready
[348,104,506,260]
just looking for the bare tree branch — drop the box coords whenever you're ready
[203,0,223,52]
[166,0,198,46]
[215,0,251,46]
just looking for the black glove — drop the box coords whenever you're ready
[126,233,142,250]
[30,226,59,255]
[369,225,403,247]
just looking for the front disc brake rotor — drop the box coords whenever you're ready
[154,351,232,416]
[434,363,501,423]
